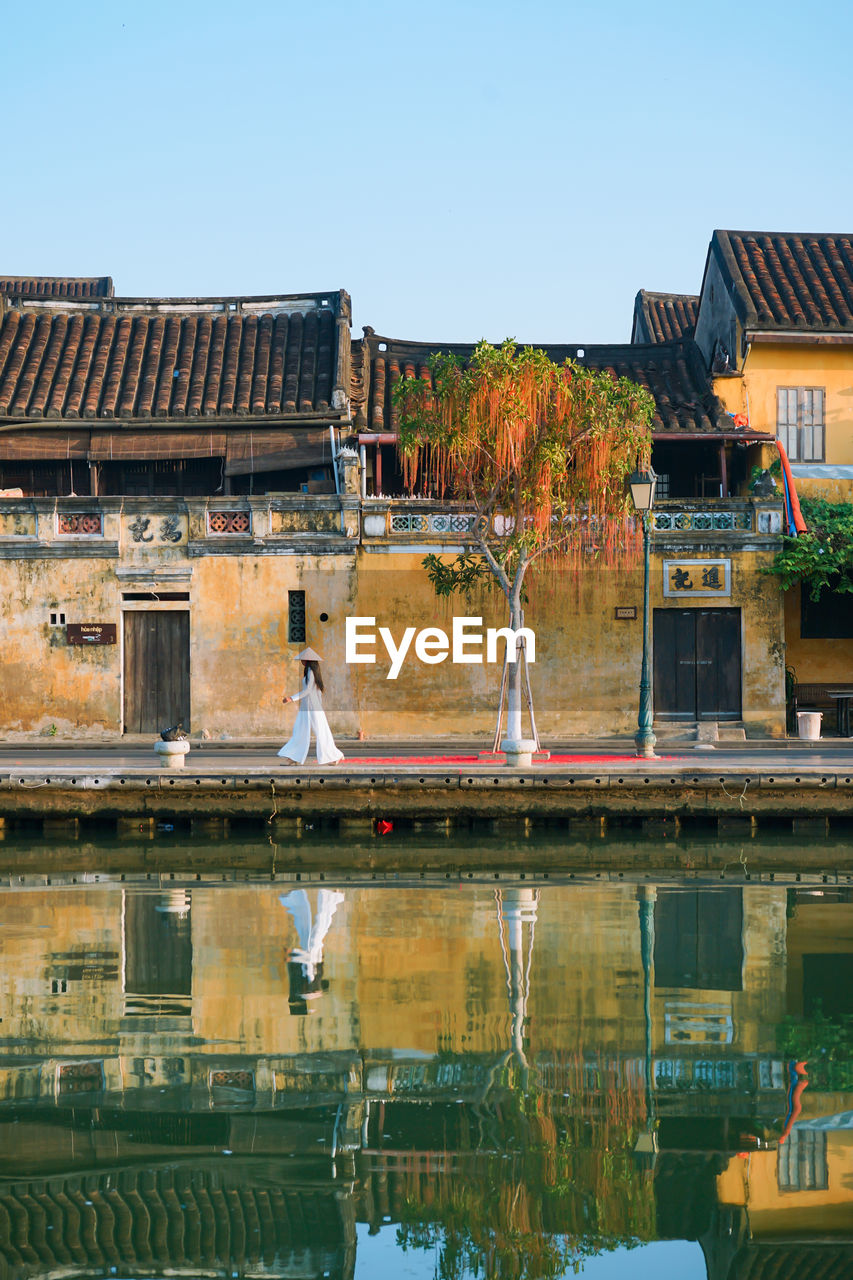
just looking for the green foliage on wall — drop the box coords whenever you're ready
[765,498,853,600]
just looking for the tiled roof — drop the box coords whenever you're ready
[357,331,749,437]
[710,230,853,332]
[632,291,699,343]
[0,275,113,298]
[0,294,349,420]
[723,1243,853,1280]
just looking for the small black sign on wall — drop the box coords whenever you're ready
[614,606,637,620]
[66,623,117,645]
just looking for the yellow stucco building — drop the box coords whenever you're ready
[9,238,853,743]
[638,231,853,696]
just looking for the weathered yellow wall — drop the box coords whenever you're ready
[0,557,122,736]
[784,583,853,684]
[353,548,785,738]
[713,344,853,471]
[0,500,786,739]
[189,554,360,738]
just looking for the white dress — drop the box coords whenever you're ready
[277,668,344,765]
[279,889,345,979]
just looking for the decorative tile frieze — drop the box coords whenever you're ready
[56,512,103,536]
[207,510,251,535]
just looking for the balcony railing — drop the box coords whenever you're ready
[652,499,783,536]
[362,499,479,540]
[366,497,784,541]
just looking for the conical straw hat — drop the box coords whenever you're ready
[295,647,322,661]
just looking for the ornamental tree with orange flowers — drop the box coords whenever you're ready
[394,340,654,748]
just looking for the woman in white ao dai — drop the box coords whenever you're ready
[278,650,344,766]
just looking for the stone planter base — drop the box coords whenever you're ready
[154,739,190,769]
[500,738,538,768]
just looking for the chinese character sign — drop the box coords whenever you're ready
[124,514,187,546]
[663,560,731,598]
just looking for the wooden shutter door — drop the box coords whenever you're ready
[653,609,696,718]
[124,611,190,734]
[696,609,741,720]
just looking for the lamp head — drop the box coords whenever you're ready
[629,466,657,512]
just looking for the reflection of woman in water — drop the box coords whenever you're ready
[278,648,344,766]
[280,888,345,1015]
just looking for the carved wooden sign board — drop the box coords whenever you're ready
[66,623,117,645]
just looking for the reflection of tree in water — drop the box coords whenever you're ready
[390,881,656,1279]
[392,1057,655,1279]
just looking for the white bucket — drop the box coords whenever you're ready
[796,710,822,741]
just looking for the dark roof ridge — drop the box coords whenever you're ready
[11,289,349,313]
[714,226,853,237]
[635,288,700,301]
[365,329,699,360]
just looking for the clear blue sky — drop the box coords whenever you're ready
[5,0,852,344]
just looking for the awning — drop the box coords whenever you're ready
[225,427,333,476]
[0,426,333,470]
[89,431,226,461]
[0,430,91,459]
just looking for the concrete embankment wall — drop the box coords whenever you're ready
[0,762,845,834]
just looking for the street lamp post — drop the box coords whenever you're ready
[629,468,657,760]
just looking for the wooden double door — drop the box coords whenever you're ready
[653,607,742,721]
[123,611,190,734]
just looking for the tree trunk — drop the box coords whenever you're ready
[506,597,524,742]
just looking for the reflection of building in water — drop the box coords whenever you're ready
[124,888,193,1017]
[0,1155,358,1280]
[0,882,792,1115]
[784,887,853,1020]
[2,880,853,1280]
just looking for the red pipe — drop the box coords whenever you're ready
[776,441,808,534]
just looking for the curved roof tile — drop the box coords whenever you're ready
[0,275,113,298]
[712,231,853,332]
[0,302,342,419]
[632,291,699,343]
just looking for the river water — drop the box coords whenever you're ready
[1,831,852,1279]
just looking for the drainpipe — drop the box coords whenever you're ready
[329,424,344,536]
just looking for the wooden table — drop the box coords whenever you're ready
[825,690,853,737]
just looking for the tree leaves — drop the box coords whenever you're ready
[766,498,853,599]
[393,339,655,604]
